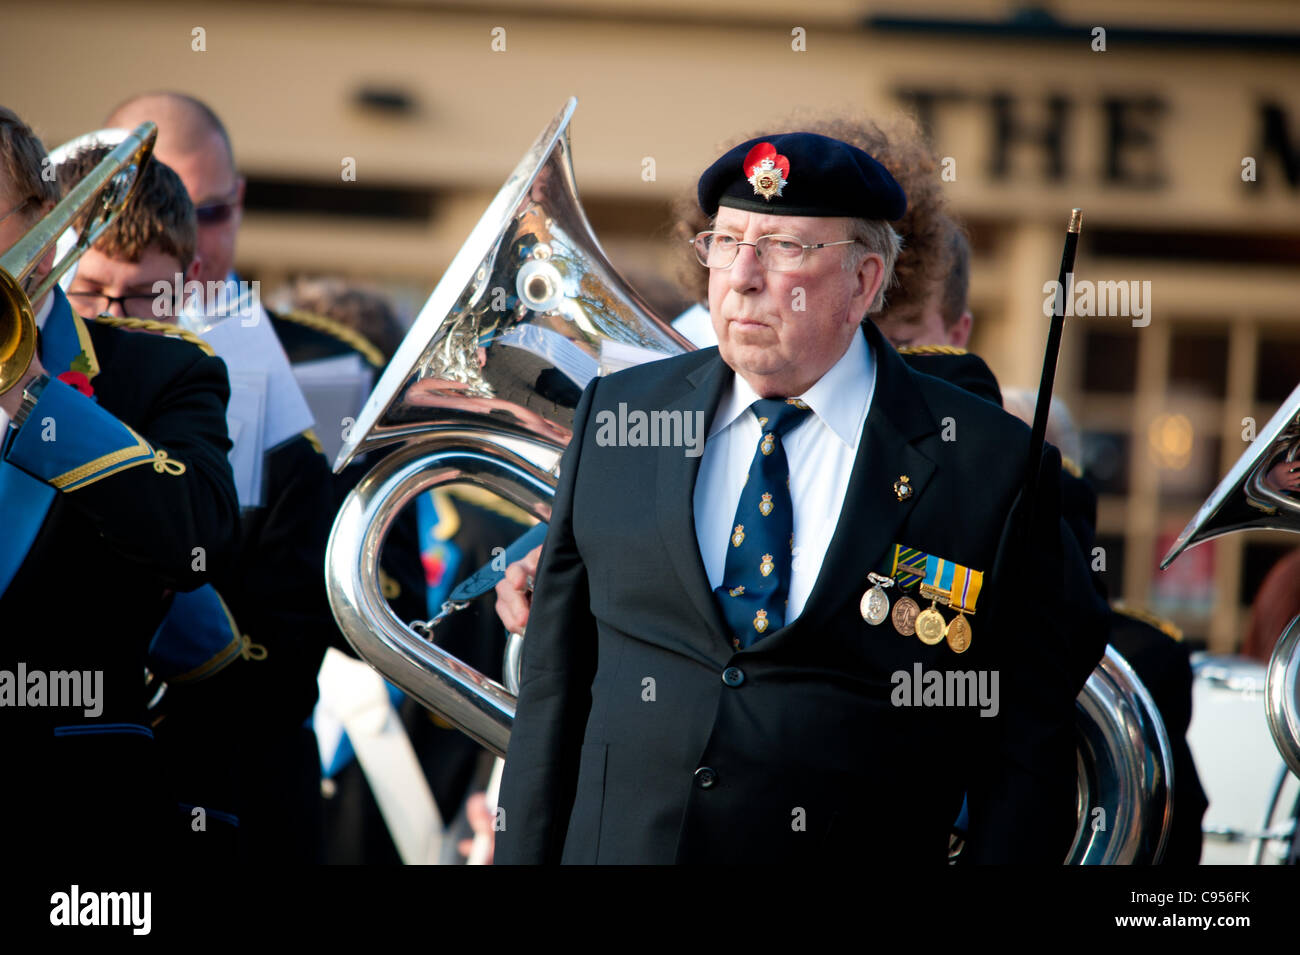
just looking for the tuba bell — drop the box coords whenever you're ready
[1162,382,1300,779]
[326,98,692,756]
[325,99,1170,863]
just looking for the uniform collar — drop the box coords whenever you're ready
[708,326,874,448]
[39,287,100,383]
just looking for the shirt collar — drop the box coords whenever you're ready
[34,287,55,331]
[708,327,875,448]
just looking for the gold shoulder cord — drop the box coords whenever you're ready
[89,314,216,356]
[896,345,968,356]
[276,310,386,369]
[1111,602,1184,642]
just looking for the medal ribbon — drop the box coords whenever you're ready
[922,556,956,600]
[949,564,983,614]
[890,545,927,589]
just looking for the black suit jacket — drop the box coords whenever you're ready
[497,321,1105,864]
[1,299,238,859]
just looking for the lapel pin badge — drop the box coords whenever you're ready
[893,475,912,501]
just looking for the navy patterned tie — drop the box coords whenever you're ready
[715,398,812,649]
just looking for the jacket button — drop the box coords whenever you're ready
[694,766,718,789]
[722,666,745,687]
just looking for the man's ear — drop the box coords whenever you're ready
[234,176,246,210]
[947,310,974,348]
[184,256,202,286]
[854,252,885,323]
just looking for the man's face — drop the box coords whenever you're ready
[708,207,883,397]
[1,186,55,305]
[67,247,195,322]
[0,186,33,254]
[153,129,242,287]
[874,286,972,350]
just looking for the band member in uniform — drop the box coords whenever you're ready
[0,106,239,861]
[496,131,1106,863]
[1000,389,1209,864]
[101,92,342,861]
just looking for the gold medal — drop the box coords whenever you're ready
[915,601,946,646]
[946,613,972,653]
[860,572,894,626]
[891,596,920,636]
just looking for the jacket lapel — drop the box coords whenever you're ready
[766,323,940,647]
[0,290,91,601]
[655,351,732,644]
[651,326,942,653]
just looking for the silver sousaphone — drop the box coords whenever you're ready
[325,98,1171,863]
[1162,384,1300,780]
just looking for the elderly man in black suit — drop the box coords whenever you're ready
[496,132,1106,864]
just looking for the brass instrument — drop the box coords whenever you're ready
[0,123,157,394]
[1162,383,1300,779]
[326,99,690,755]
[326,99,1170,863]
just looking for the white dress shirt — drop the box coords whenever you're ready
[693,329,876,622]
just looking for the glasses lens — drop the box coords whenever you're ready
[195,201,234,225]
[67,292,108,314]
[696,233,738,268]
[756,236,805,271]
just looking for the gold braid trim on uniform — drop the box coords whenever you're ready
[378,567,402,599]
[896,345,968,356]
[1112,602,1184,642]
[443,485,534,525]
[89,314,216,356]
[1061,455,1083,479]
[277,310,386,369]
[50,425,153,489]
[302,428,324,456]
[168,590,245,684]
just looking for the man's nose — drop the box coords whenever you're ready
[728,242,764,292]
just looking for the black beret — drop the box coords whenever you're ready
[698,132,906,221]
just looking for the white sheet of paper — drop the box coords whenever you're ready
[225,371,267,508]
[190,300,316,452]
[292,353,374,465]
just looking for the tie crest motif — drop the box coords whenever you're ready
[714,398,813,648]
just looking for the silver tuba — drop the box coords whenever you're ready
[1162,384,1300,780]
[325,98,1170,863]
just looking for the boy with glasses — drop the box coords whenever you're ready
[0,106,239,862]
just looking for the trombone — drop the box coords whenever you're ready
[0,121,157,394]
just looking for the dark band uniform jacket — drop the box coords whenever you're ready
[496,317,1106,864]
[0,288,238,858]
[901,345,1207,861]
[156,296,369,863]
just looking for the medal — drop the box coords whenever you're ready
[860,573,894,625]
[945,563,982,653]
[891,596,920,636]
[915,601,946,645]
[946,613,972,653]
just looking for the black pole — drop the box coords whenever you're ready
[1021,209,1082,533]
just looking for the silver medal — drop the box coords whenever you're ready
[860,572,895,626]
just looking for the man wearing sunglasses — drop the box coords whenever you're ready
[101,92,343,862]
[0,106,239,862]
[496,131,1103,865]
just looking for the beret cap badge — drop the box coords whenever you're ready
[744,142,789,201]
